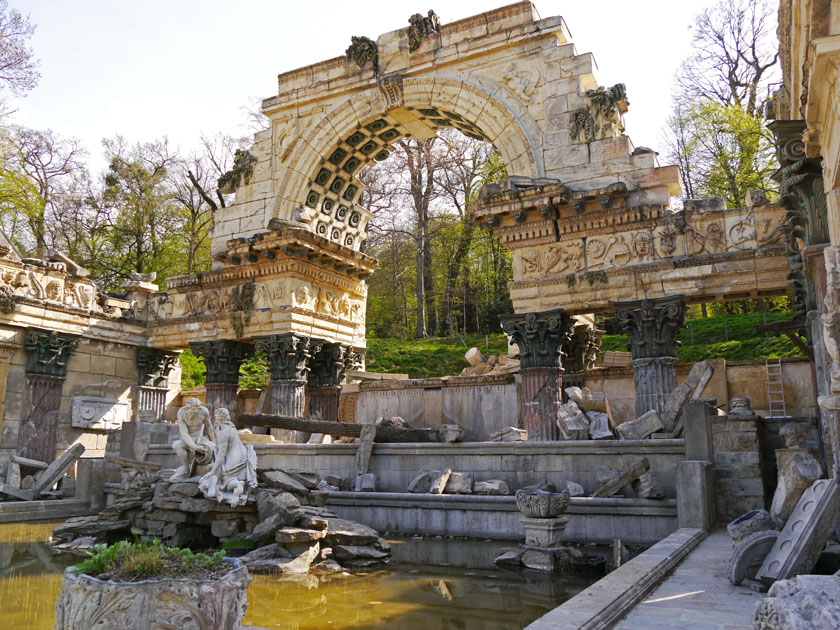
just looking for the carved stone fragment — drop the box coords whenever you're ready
[592,458,650,498]
[616,410,664,440]
[728,530,779,586]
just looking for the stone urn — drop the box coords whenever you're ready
[515,489,570,518]
[55,557,251,630]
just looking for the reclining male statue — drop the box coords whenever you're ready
[170,397,216,481]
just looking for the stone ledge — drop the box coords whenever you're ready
[146,439,686,457]
[524,527,707,630]
[0,498,93,523]
[326,492,677,516]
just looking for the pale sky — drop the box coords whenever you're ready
[9,1,721,173]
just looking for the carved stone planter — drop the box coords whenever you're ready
[515,489,570,518]
[55,557,251,630]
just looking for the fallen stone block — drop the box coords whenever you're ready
[275,527,326,545]
[728,530,779,585]
[565,481,585,497]
[407,471,434,493]
[250,512,286,544]
[439,424,464,443]
[473,480,509,495]
[757,478,840,585]
[770,451,822,525]
[660,359,714,433]
[444,472,472,494]
[465,347,487,366]
[255,490,300,523]
[322,517,379,546]
[586,411,614,440]
[727,509,778,546]
[565,387,614,426]
[248,542,320,574]
[354,473,376,492]
[592,458,650,498]
[429,469,452,495]
[332,544,389,563]
[754,574,840,628]
[631,472,666,499]
[616,410,664,440]
[556,401,589,440]
[211,518,241,539]
[260,470,310,494]
[490,426,527,442]
[325,474,345,489]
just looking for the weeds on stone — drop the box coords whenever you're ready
[74,540,228,582]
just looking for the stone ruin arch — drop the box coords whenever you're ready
[130,2,792,431]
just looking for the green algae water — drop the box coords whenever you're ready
[0,522,594,629]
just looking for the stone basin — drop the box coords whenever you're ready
[515,489,570,518]
[55,557,251,630]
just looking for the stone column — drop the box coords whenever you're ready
[190,340,251,423]
[500,309,575,441]
[136,348,179,422]
[613,296,686,418]
[307,343,353,422]
[0,341,20,441]
[15,328,80,464]
[561,324,603,396]
[254,333,318,418]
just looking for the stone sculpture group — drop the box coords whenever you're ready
[171,397,257,506]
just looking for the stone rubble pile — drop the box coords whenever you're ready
[52,466,391,575]
[458,347,520,377]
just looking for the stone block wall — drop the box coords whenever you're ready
[711,414,766,523]
[0,330,181,464]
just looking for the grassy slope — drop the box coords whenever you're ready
[366,312,805,379]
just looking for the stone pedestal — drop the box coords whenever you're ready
[500,309,574,442]
[613,296,686,418]
[522,516,568,547]
[630,357,679,418]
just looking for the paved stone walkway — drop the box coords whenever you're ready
[614,530,763,630]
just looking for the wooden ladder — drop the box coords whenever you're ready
[766,359,787,418]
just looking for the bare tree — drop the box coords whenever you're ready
[0,0,39,111]
[3,126,85,255]
[675,0,779,116]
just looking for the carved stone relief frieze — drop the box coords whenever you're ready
[71,396,131,430]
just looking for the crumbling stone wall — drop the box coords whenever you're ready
[712,413,766,522]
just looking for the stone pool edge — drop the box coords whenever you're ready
[523,527,707,630]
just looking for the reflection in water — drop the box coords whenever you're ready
[0,523,593,630]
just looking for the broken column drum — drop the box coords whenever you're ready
[16,328,80,464]
[190,340,251,423]
[136,348,178,421]
[500,309,575,441]
[254,333,316,418]
[613,296,686,418]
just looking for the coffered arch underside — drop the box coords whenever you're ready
[269,75,544,229]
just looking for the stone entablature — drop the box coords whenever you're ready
[133,229,370,351]
[472,178,790,314]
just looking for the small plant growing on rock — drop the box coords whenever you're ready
[74,540,228,582]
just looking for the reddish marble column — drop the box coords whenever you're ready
[500,309,574,442]
[16,374,63,464]
[307,385,341,422]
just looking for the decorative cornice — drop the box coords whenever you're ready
[190,340,252,385]
[612,296,686,359]
[136,347,178,387]
[254,333,319,382]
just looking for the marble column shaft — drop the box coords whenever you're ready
[613,296,686,418]
[254,333,318,420]
[500,309,574,442]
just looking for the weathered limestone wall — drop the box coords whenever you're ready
[334,358,815,438]
[711,414,765,522]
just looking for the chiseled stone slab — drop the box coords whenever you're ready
[756,478,840,585]
[616,410,663,440]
